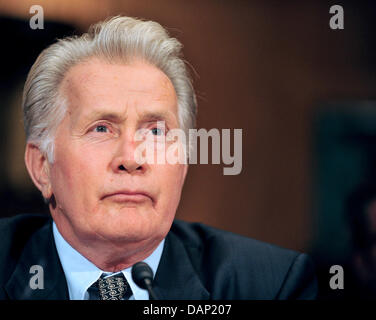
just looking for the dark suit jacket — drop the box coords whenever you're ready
[0,214,317,299]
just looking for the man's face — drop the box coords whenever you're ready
[47,58,187,246]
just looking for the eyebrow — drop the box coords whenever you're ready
[140,112,176,123]
[83,111,126,123]
[80,109,177,125]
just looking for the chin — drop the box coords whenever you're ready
[91,207,165,242]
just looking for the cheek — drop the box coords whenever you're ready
[51,145,108,206]
[155,164,186,208]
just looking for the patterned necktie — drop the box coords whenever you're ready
[89,273,133,300]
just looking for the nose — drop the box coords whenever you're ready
[110,131,147,174]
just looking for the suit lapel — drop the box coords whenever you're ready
[153,231,210,300]
[5,220,69,300]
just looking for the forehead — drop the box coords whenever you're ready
[60,58,178,119]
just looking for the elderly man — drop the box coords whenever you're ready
[0,16,317,300]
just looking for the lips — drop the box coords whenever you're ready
[102,190,152,203]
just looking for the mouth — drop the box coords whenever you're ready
[102,191,153,204]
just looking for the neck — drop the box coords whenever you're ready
[53,217,163,273]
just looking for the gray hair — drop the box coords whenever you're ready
[22,15,197,162]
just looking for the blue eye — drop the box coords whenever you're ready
[94,125,108,133]
[151,127,163,136]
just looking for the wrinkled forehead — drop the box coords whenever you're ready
[59,58,178,118]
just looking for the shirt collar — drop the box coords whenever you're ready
[52,221,165,300]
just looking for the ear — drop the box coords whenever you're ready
[24,143,53,200]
